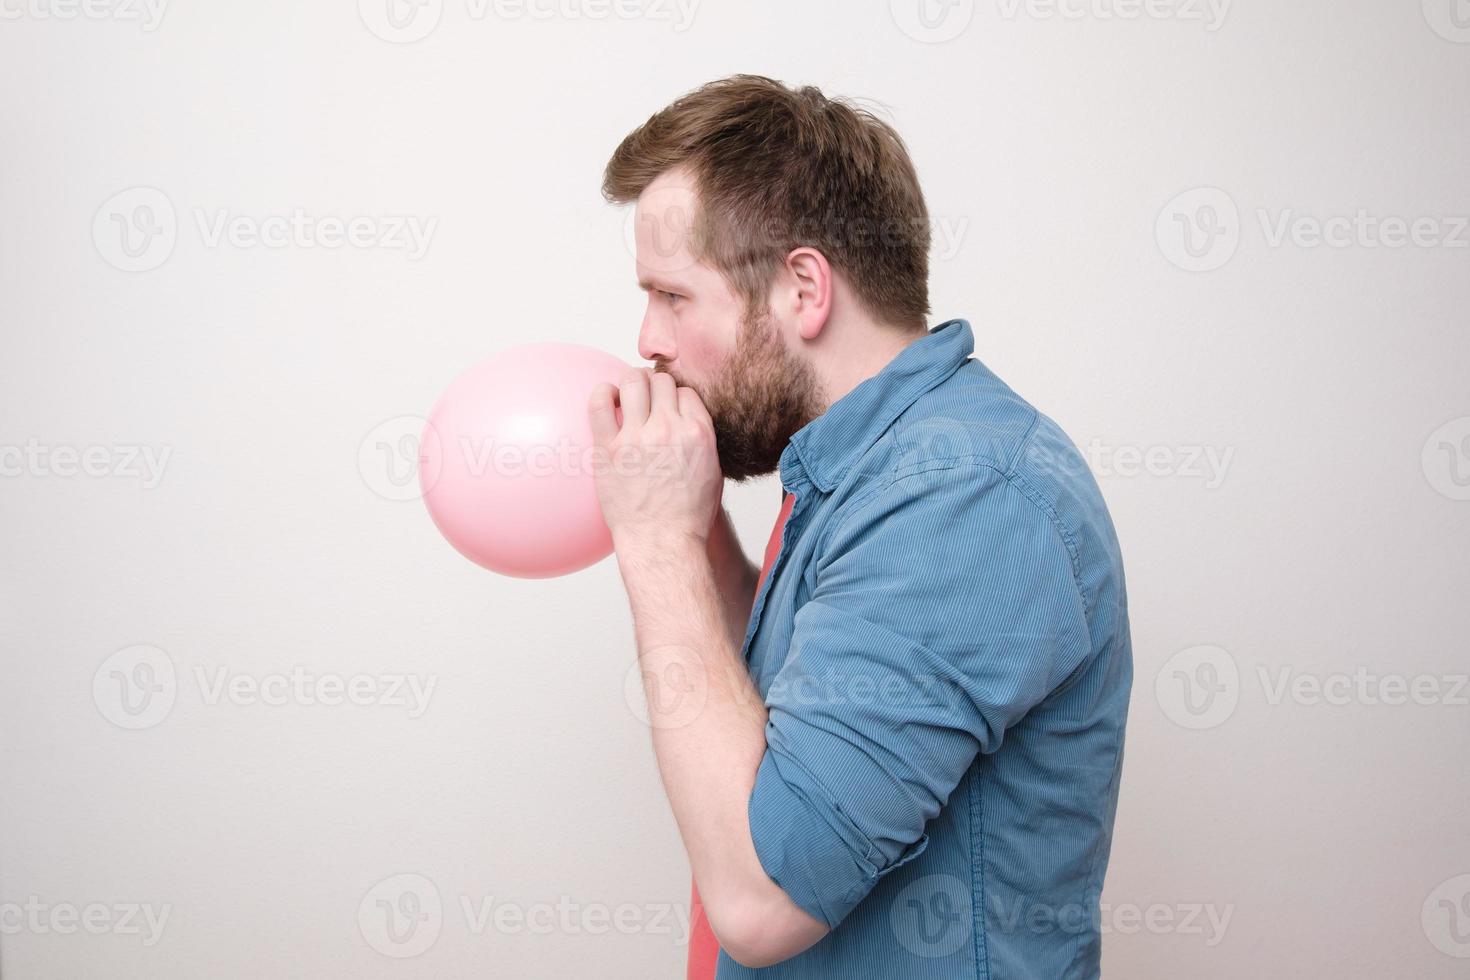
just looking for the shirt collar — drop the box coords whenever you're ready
[778,318,975,493]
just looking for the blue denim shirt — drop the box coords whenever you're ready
[725,318,1132,979]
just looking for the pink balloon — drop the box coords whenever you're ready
[419,342,630,578]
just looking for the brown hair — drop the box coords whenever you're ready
[602,74,931,332]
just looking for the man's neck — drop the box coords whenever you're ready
[813,322,930,414]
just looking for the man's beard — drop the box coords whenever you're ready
[657,310,824,483]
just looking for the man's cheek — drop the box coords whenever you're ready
[685,320,734,374]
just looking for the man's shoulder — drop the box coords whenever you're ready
[886,358,1088,490]
[879,358,1122,576]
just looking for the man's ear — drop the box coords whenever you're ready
[784,247,833,342]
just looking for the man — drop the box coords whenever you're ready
[588,74,1132,978]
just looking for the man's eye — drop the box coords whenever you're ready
[660,290,681,304]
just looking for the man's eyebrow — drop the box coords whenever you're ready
[637,276,685,293]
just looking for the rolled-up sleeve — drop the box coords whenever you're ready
[746,461,1092,929]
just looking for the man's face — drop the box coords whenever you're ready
[631,169,823,483]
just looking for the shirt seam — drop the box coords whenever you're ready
[969,763,990,980]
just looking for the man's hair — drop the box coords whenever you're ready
[602,74,931,331]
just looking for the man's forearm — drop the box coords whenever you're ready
[614,530,827,967]
[616,531,768,901]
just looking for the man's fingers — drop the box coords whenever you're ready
[649,370,679,417]
[618,368,651,428]
[587,382,621,447]
[676,385,712,426]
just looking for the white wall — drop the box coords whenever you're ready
[1,1,1467,976]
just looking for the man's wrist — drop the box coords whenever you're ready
[613,526,708,571]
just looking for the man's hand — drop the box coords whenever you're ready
[587,367,725,552]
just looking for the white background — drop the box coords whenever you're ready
[2,0,1468,976]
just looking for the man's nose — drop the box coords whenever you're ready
[637,308,674,364]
